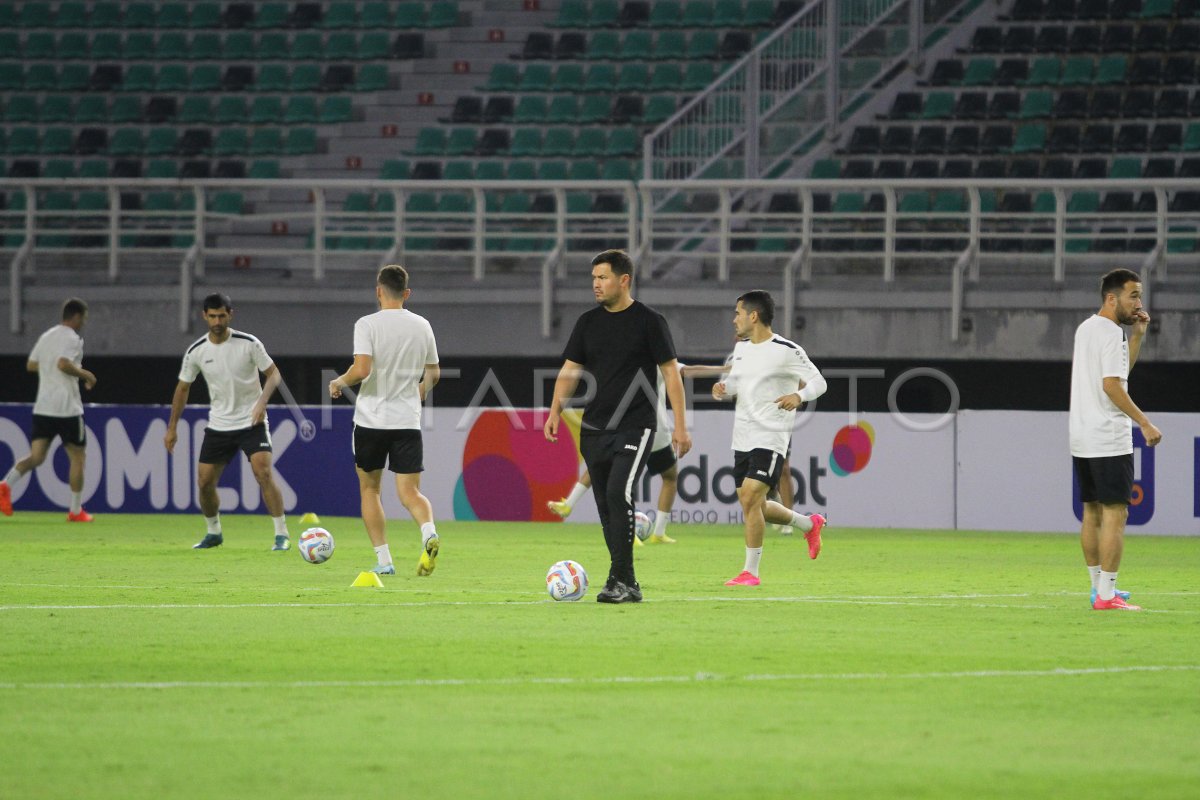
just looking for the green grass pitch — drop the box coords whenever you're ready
[1,512,1198,799]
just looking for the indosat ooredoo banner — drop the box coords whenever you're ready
[0,404,1196,535]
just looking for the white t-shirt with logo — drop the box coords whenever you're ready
[1069,314,1133,458]
[30,324,84,417]
[352,308,439,430]
[179,330,274,431]
[723,335,824,456]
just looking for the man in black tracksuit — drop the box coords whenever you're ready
[544,250,692,603]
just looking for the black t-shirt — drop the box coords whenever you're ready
[563,300,677,432]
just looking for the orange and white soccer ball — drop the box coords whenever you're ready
[299,527,335,564]
[546,560,588,601]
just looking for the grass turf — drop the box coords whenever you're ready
[1,512,1198,799]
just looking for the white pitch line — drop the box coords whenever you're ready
[1,664,1197,691]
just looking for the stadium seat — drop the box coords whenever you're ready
[250,129,284,156]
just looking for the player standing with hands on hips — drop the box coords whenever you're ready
[713,291,828,587]
[330,265,441,577]
[165,293,292,551]
[1070,269,1162,611]
[0,298,97,520]
[544,249,692,604]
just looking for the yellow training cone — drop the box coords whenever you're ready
[300,512,321,525]
[351,571,384,588]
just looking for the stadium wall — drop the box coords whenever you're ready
[1,406,1196,537]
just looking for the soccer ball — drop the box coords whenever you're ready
[299,527,335,564]
[546,560,588,601]
[634,511,652,541]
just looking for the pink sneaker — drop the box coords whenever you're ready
[67,509,94,523]
[724,570,760,586]
[1093,595,1142,611]
[804,514,826,560]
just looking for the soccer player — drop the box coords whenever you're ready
[544,249,691,604]
[164,293,292,551]
[1070,269,1162,611]
[329,265,441,577]
[0,298,97,520]
[712,290,828,586]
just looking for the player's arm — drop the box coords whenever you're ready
[164,380,192,453]
[776,355,827,411]
[251,364,281,426]
[544,359,584,442]
[420,363,440,402]
[1128,309,1150,370]
[679,362,730,379]
[330,354,372,399]
[56,356,97,389]
[659,359,692,457]
[26,360,38,373]
[1102,377,1162,446]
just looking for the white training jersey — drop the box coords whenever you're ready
[179,330,274,431]
[723,335,825,456]
[352,308,439,430]
[1069,314,1133,457]
[30,324,84,417]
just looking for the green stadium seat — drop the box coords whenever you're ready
[584,64,618,92]
[251,4,287,29]
[482,63,520,92]
[445,128,478,156]
[58,64,89,91]
[618,64,651,92]
[520,64,554,92]
[41,128,73,155]
[290,65,321,92]
[24,32,56,59]
[124,3,155,28]
[145,128,179,157]
[156,31,188,59]
[0,65,22,92]
[153,65,186,92]
[359,32,391,60]
[189,65,221,92]
[1140,0,1173,17]
[146,160,178,178]
[1182,123,1200,152]
[1025,57,1061,86]
[682,1,715,27]
[179,97,213,124]
[682,62,717,91]
[832,193,865,213]
[712,0,743,27]
[602,160,638,181]
[651,1,684,27]
[577,95,611,124]
[109,95,142,122]
[587,1,620,28]
[19,3,53,28]
[109,129,146,157]
[1012,123,1046,153]
[568,161,602,181]
[284,96,319,124]
[40,95,72,125]
[249,129,283,156]
[650,63,683,92]
[356,64,389,92]
[319,97,352,124]
[545,129,578,157]
[475,161,505,181]
[72,96,106,124]
[156,4,187,27]
[25,65,59,92]
[223,32,255,60]
[1019,91,1053,119]
[248,160,280,179]
[80,159,109,178]
[323,3,358,28]
[514,96,549,124]
[1062,57,1094,85]
[292,33,324,60]
[55,1,87,27]
[144,192,178,212]
[655,31,687,60]
[553,64,586,92]
[509,129,543,158]
[743,0,774,26]
[1096,56,1127,85]
[810,159,841,179]
[442,162,473,181]
[4,96,38,123]
[216,96,249,125]
[963,58,997,86]
[0,4,13,28]
[588,31,621,60]
[258,33,289,60]
[191,32,222,59]
[395,2,427,27]
[380,160,410,182]
[43,160,76,179]
[605,129,639,157]
[619,31,654,61]
[285,129,317,156]
[189,3,221,29]
[326,32,357,60]
[210,192,243,215]
[256,65,289,92]
[413,128,446,156]
[361,3,393,28]
[426,2,458,28]
[550,1,587,27]
[0,32,14,56]
[642,95,677,125]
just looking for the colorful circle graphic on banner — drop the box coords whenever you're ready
[456,410,580,521]
[829,421,875,476]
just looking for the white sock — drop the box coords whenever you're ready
[653,511,669,537]
[69,491,83,515]
[272,515,288,537]
[1098,570,1119,601]
[374,543,393,567]
[565,482,588,509]
[205,515,221,535]
[420,521,438,546]
[3,466,22,485]
[791,510,814,533]
[744,546,763,576]
[1087,565,1102,591]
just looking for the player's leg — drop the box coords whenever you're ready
[388,430,438,575]
[579,435,617,584]
[1080,500,1103,600]
[776,456,794,534]
[1091,454,1139,610]
[0,437,51,516]
[649,461,678,543]
[596,431,652,602]
[64,443,93,522]
[248,449,290,551]
[193,427,237,548]
[548,469,591,518]
[727,476,770,586]
[762,498,826,560]
[356,466,395,574]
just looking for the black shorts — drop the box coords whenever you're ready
[31,414,86,447]
[733,448,786,490]
[199,424,272,465]
[645,444,676,477]
[1074,454,1135,505]
[353,425,423,474]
